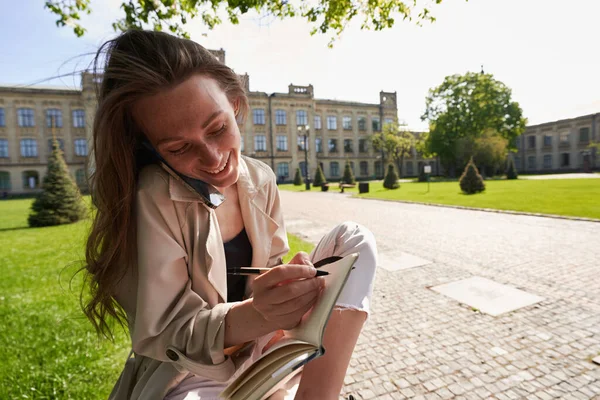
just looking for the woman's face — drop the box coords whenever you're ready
[132,74,241,191]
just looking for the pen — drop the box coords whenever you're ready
[227,268,330,277]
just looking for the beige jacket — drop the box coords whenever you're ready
[109,156,289,400]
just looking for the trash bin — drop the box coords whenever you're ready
[358,182,369,194]
[321,184,329,192]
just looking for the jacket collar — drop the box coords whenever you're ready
[167,156,267,204]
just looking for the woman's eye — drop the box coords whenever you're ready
[169,144,189,155]
[211,123,226,135]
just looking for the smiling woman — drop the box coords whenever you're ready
[84,30,377,400]
[132,77,241,190]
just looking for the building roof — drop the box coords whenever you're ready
[0,83,81,96]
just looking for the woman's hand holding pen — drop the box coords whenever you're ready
[251,252,325,330]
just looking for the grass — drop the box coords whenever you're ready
[356,178,600,220]
[278,182,359,193]
[0,197,314,399]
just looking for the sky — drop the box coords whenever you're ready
[1,0,599,131]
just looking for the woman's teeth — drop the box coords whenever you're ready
[205,161,227,174]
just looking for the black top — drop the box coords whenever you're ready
[223,228,253,302]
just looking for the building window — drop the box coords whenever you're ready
[359,139,368,153]
[561,153,570,167]
[0,171,10,190]
[73,109,85,128]
[75,169,87,187]
[18,108,35,127]
[543,135,552,147]
[0,139,8,158]
[360,161,368,176]
[328,139,338,152]
[276,136,288,151]
[560,133,570,144]
[48,138,65,152]
[254,135,266,151]
[344,139,353,153]
[253,109,265,125]
[20,139,38,157]
[315,138,322,153]
[297,136,307,151]
[0,108,5,127]
[527,156,536,170]
[579,127,590,143]
[277,162,289,178]
[358,117,366,131]
[375,161,382,177]
[74,139,88,156]
[543,154,552,169]
[314,115,322,130]
[46,109,63,128]
[275,110,287,125]
[514,156,520,169]
[299,161,307,177]
[296,110,307,126]
[330,162,339,177]
[327,116,337,130]
[528,135,536,149]
[372,117,380,132]
[22,170,39,189]
[406,161,414,176]
[343,116,352,130]
[384,118,394,125]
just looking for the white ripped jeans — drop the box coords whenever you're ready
[165,221,378,400]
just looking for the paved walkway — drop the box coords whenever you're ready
[279,191,600,400]
[521,173,600,180]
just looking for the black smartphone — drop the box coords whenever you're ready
[140,139,225,209]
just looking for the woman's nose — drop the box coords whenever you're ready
[195,141,221,166]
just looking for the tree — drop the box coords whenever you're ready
[455,129,509,177]
[421,72,527,177]
[45,0,446,45]
[383,164,400,189]
[342,161,355,185]
[293,167,302,186]
[313,165,326,187]
[372,122,419,178]
[459,157,485,195]
[28,137,87,227]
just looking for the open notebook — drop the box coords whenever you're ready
[219,253,360,400]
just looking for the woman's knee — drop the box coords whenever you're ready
[334,222,377,258]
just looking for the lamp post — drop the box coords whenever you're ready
[298,124,310,190]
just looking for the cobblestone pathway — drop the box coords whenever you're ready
[280,191,600,400]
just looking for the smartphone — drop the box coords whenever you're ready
[140,139,225,209]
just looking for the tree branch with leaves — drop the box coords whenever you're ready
[45,0,449,45]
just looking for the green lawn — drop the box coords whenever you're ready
[278,183,359,193]
[356,178,600,220]
[0,197,314,399]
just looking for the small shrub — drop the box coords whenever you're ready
[459,157,485,194]
[342,161,355,185]
[293,167,303,186]
[313,165,326,187]
[383,164,400,189]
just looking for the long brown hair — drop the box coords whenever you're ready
[84,30,249,338]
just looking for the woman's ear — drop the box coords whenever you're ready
[233,98,243,124]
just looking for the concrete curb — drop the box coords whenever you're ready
[353,195,600,223]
